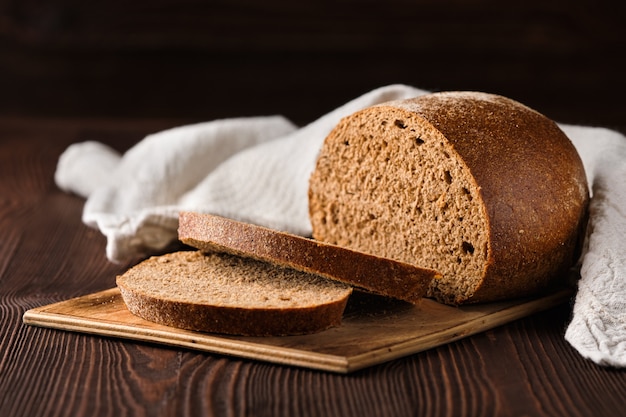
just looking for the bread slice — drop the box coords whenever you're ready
[178,212,440,304]
[117,250,352,336]
[309,91,589,304]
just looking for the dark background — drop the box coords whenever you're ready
[1,0,625,131]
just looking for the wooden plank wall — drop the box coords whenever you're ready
[0,0,624,130]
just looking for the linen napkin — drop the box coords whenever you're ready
[560,125,626,368]
[55,84,626,367]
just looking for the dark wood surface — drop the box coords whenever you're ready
[2,114,626,417]
[1,1,626,416]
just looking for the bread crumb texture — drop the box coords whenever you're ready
[117,251,352,336]
[309,91,589,304]
[178,211,438,304]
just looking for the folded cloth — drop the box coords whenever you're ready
[55,84,626,367]
[561,125,626,367]
[56,115,298,261]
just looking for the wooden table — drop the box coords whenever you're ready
[1,115,625,417]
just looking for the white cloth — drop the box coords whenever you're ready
[561,125,626,367]
[55,84,626,367]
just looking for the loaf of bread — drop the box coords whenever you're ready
[309,91,589,304]
[117,250,352,336]
[178,212,439,304]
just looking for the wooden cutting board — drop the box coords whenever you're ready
[23,287,572,373]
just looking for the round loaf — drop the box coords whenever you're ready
[308,91,589,304]
[117,251,352,336]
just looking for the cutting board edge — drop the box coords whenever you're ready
[22,306,353,373]
[343,287,574,372]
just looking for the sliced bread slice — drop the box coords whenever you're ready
[117,250,352,336]
[178,212,440,304]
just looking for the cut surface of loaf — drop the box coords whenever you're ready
[309,91,589,304]
[178,212,439,304]
[116,250,352,336]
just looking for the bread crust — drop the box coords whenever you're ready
[179,212,439,304]
[118,284,348,336]
[309,91,589,304]
[117,251,352,336]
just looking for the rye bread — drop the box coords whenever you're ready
[308,91,589,304]
[117,250,352,336]
[178,212,439,304]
